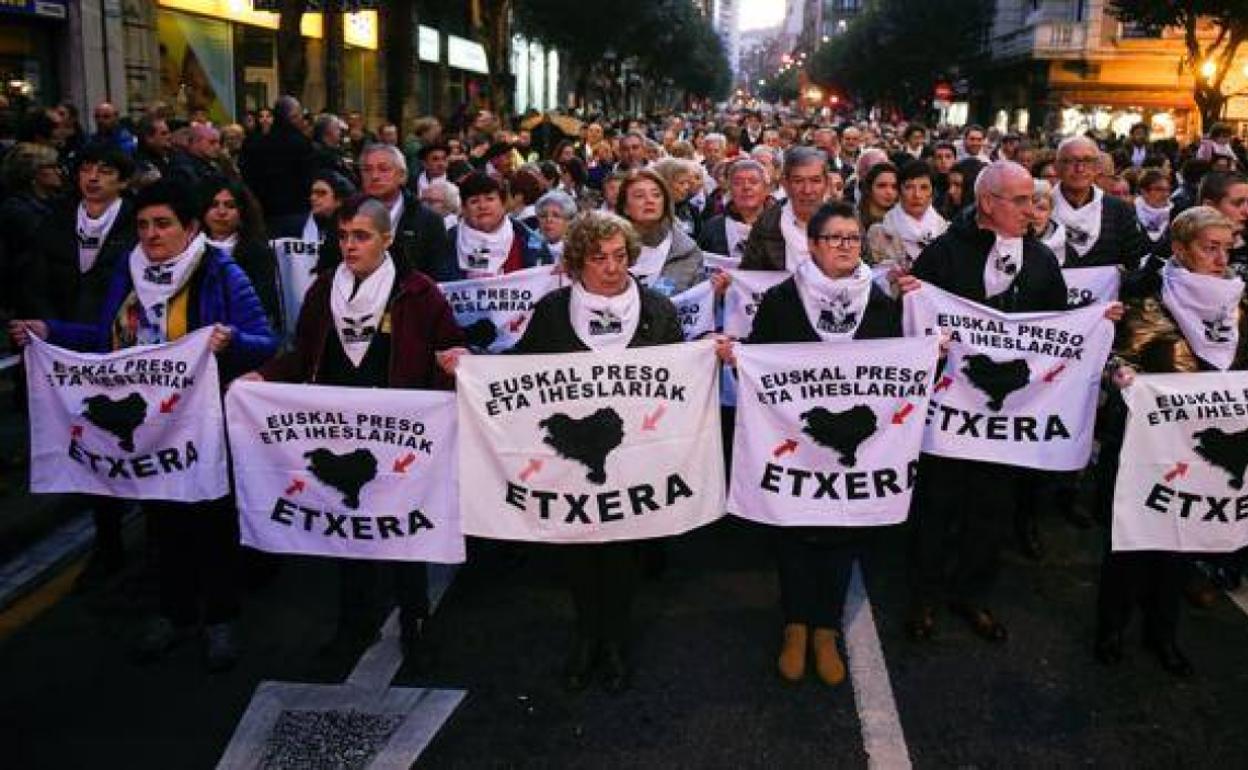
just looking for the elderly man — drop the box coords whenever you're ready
[616,130,650,172]
[699,158,772,259]
[907,161,1071,644]
[740,146,830,271]
[1051,136,1147,268]
[839,126,863,167]
[90,102,136,156]
[170,123,226,187]
[134,115,174,184]
[348,143,450,278]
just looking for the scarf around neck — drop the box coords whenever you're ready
[205,233,239,257]
[569,278,641,351]
[1161,259,1244,370]
[329,254,396,367]
[1053,184,1103,258]
[127,233,207,345]
[1039,219,1068,265]
[779,205,811,271]
[77,198,124,273]
[632,227,674,285]
[983,232,1024,298]
[456,217,515,276]
[1135,197,1173,242]
[794,258,872,341]
[302,213,322,244]
[882,204,947,263]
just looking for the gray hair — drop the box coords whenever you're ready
[783,146,828,177]
[424,179,460,215]
[749,145,779,164]
[535,189,577,219]
[1056,135,1097,160]
[351,197,394,236]
[974,159,1031,200]
[1032,178,1055,202]
[728,158,769,184]
[360,142,408,179]
[1171,205,1235,247]
[703,132,727,149]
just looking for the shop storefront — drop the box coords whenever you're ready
[511,35,559,115]
[0,0,67,106]
[155,0,379,123]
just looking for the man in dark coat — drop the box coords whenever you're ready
[907,161,1069,645]
[741,147,831,271]
[349,143,448,278]
[240,95,314,236]
[1051,136,1148,269]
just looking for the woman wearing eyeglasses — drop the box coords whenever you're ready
[717,201,919,686]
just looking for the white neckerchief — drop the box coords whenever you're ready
[456,217,515,277]
[1052,184,1104,258]
[302,213,321,244]
[1039,219,1068,265]
[548,240,565,261]
[518,204,537,223]
[794,258,872,341]
[1161,259,1243,370]
[984,233,1024,298]
[205,233,239,257]
[881,204,947,264]
[1131,145,1148,167]
[779,205,811,271]
[1135,197,1172,242]
[725,214,753,259]
[76,198,123,273]
[443,213,459,231]
[416,172,445,195]
[569,278,641,351]
[128,233,207,344]
[387,194,406,232]
[632,229,673,285]
[329,254,396,367]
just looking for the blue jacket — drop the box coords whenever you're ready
[47,245,279,383]
[435,218,553,282]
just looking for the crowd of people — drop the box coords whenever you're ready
[3,94,1248,693]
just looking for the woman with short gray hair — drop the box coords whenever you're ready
[535,189,578,260]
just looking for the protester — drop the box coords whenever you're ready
[740,146,830,271]
[534,189,577,261]
[89,102,136,156]
[652,158,704,239]
[867,160,946,271]
[8,179,278,671]
[698,159,770,260]
[1051,136,1147,269]
[436,171,549,281]
[352,143,448,278]
[419,179,461,231]
[310,114,352,181]
[615,167,703,295]
[1030,179,1071,264]
[939,157,985,220]
[414,142,451,196]
[1135,168,1174,247]
[1198,171,1248,280]
[507,165,547,230]
[198,177,281,330]
[0,143,63,310]
[240,95,313,237]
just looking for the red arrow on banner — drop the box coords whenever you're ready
[393,453,416,473]
[285,478,305,495]
[642,404,667,431]
[519,458,543,482]
[160,394,180,413]
[892,402,915,425]
[773,438,799,458]
[1163,462,1189,483]
[934,375,953,392]
[1043,363,1067,383]
[507,314,527,333]
[70,425,83,439]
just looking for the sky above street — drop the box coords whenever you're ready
[739,0,785,31]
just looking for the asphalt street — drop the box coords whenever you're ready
[1,509,1247,769]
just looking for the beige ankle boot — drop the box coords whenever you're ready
[778,623,808,682]
[812,628,846,686]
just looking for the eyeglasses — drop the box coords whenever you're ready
[990,192,1035,208]
[812,234,862,248]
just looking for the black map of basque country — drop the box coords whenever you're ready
[304,448,378,509]
[1193,427,1248,489]
[800,405,877,467]
[462,318,499,350]
[961,354,1030,411]
[82,392,147,452]
[539,408,625,485]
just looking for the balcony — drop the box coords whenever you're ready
[992,21,1088,62]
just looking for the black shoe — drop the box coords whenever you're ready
[1093,631,1124,665]
[563,636,599,692]
[1144,637,1194,677]
[600,641,630,693]
[948,601,1008,643]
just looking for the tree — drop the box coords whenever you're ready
[1110,0,1248,130]
[759,68,799,104]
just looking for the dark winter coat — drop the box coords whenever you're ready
[23,198,137,321]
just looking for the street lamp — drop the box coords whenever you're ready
[1201,59,1216,80]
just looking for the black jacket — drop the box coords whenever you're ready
[240,123,314,219]
[391,189,452,279]
[698,214,730,255]
[747,277,901,343]
[911,211,1068,313]
[511,281,683,354]
[230,238,282,333]
[1063,193,1149,270]
[0,191,57,313]
[22,198,137,321]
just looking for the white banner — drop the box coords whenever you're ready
[271,238,320,340]
[226,381,464,563]
[903,285,1114,470]
[671,281,716,340]
[439,265,561,352]
[700,252,740,280]
[1112,372,1248,552]
[1062,266,1121,309]
[25,329,229,500]
[456,340,725,542]
[729,337,940,527]
[723,269,790,338]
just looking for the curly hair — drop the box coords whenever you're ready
[561,210,640,280]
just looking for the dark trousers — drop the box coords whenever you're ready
[338,559,429,637]
[84,495,126,556]
[562,543,638,643]
[775,527,863,630]
[1096,550,1185,645]
[146,497,240,626]
[908,454,1014,606]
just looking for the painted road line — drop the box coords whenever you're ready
[843,561,912,770]
[1227,584,1248,618]
[0,354,19,372]
[345,564,457,690]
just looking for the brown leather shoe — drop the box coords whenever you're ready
[811,628,846,686]
[777,623,808,682]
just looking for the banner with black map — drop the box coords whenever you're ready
[1062,266,1121,309]
[271,237,321,341]
[439,265,562,353]
[456,340,725,543]
[24,328,229,501]
[903,284,1114,470]
[729,337,940,527]
[1112,372,1248,552]
[722,269,790,338]
[226,381,463,563]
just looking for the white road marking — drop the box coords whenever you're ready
[1227,584,1248,618]
[843,561,912,770]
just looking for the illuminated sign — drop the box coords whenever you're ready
[447,35,488,75]
[418,25,440,64]
[0,0,67,18]
[158,0,377,50]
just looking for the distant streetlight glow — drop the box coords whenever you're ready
[1201,59,1216,80]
